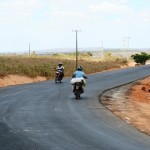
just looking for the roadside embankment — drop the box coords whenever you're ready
[0,75,46,87]
[100,78,150,136]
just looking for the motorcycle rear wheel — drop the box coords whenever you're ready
[75,90,80,99]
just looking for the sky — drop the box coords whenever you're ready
[0,0,150,52]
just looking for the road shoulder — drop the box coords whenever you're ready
[100,80,150,136]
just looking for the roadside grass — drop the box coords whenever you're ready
[0,54,128,79]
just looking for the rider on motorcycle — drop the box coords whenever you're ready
[56,62,64,78]
[72,66,87,79]
[71,66,87,93]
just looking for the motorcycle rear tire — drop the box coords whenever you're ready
[75,91,80,99]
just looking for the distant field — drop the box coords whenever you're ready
[0,53,128,79]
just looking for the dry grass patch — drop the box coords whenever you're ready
[0,55,128,79]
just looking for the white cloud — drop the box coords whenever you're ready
[0,0,43,22]
[53,10,86,19]
[139,11,150,22]
[4,0,41,10]
[109,0,128,4]
[111,18,123,24]
[90,2,132,14]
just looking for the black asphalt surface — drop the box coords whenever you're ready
[0,65,150,150]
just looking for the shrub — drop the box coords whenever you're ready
[131,52,150,65]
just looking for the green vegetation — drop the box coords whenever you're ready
[0,53,128,79]
[131,52,150,65]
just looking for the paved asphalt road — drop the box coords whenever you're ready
[0,65,150,150]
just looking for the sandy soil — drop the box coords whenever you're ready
[101,77,150,136]
[0,75,47,87]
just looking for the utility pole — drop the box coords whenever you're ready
[101,40,104,58]
[123,37,126,57]
[123,36,130,57]
[72,30,81,70]
[29,43,31,55]
[126,37,130,50]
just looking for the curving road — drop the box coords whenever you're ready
[0,65,150,150]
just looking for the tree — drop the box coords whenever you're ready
[131,52,150,65]
[87,52,93,56]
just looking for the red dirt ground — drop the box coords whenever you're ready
[101,77,150,136]
[126,77,150,135]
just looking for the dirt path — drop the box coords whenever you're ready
[101,77,150,136]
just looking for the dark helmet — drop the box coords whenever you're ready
[77,66,83,71]
[58,62,63,66]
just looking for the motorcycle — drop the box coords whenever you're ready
[55,71,63,83]
[70,77,86,99]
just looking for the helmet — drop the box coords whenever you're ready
[58,62,63,66]
[77,66,83,71]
